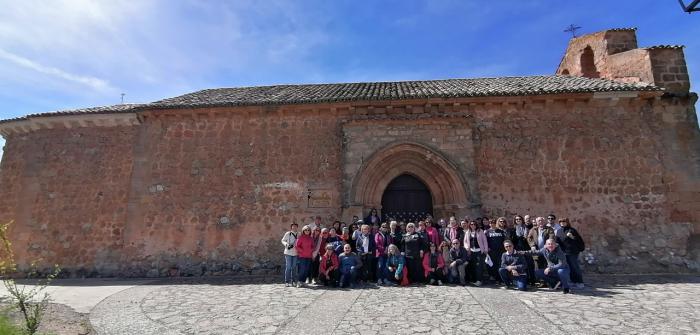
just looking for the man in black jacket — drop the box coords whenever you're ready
[499,240,528,291]
[556,218,585,289]
[448,239,469,285]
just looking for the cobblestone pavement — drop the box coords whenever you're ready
[89,275,699,335]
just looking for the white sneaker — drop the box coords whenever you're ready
[285,282,290,287]
[430,279,436,285]
[377,279,383,285]
[474,281,482,287]
[437,280,443,286]
[296,282,302,288]
[312,279,317,285]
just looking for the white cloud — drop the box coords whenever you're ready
[0,48,113,91]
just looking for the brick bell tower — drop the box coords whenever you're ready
[556,28,691,96]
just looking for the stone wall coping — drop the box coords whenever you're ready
[0,112,141,138]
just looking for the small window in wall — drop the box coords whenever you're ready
[561,69,570,75]
[580,46,599,78]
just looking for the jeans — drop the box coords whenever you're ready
[339,266,358,288]
[297,257,311,283]
[376,255,388,281]
[448,262,467,284]
[535,267,570,289]
[524,254,537,285]
[284,255,298,284]
[566,253,583,283]
[498,268,528,291]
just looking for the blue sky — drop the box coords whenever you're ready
[0,0,698,159]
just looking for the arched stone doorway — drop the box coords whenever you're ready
[381,174,433,222]
[349,142,471,220]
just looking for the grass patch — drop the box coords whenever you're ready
[0,312,25,335]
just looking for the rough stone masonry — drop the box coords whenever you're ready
[0,28,698,277]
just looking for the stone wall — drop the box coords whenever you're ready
[472,95,700,273]
[117,108,344,276]
[0,93,698,277]
[0,126,137,275]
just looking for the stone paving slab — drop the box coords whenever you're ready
[85,275,699,335]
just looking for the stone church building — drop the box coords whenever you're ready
[0,29,698,276]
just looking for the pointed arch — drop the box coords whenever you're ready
[350,142,469,213]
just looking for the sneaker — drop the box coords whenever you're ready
[311,279,317,285]
[377,279,383,286]
[553,281,561,290]
[430,279,436,285]
[474,281,482,287]
[563,288,571,294]
[500,285,509,290]
[576,283,585,289]
[285,282,290,287]
[382,279,389,285]
[437,280,443,286]
[296,282,302,288]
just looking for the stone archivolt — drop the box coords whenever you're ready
[350,141,471,216]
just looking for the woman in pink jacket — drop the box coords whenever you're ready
[425,220,441,248]
[295,225,314,288]
[463,219,489,286]
[422,242,445,285]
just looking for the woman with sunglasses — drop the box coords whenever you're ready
[463,219,488,286]
[422,242,445,285]
[402,222,427,284]
[295,225,315,288]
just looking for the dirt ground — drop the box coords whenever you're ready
[1,302,92,335]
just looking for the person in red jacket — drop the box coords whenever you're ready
[295,225,314,288]
[319,244,340,287]
[422,242,446,285]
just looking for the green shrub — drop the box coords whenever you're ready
[0,312,26,335]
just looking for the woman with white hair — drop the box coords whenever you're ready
[386,244,405,285]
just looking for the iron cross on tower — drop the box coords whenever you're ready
[564,24,582,38]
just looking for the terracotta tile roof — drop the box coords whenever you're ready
[0,104,142,124]
[149,75,661,109]
[645,45,685,50]
[1,75,661,123]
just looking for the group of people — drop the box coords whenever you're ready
[281,211,586,294]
